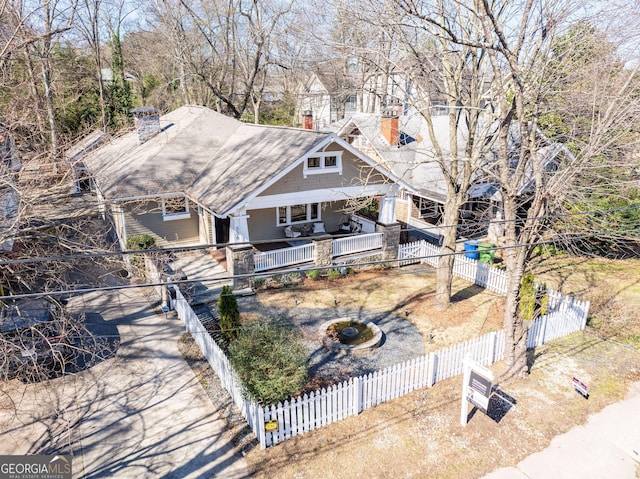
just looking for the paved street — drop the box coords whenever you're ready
[483,381,640,479]
[0,288,248,478]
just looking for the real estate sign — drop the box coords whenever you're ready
[461,358,494,426]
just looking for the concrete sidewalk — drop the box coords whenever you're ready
[483,381,640,479]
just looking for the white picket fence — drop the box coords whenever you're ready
[332,232,383,257]
[527,294,590,348]
[254,243,314,272]
[399,240,508,293]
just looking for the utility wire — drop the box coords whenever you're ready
[2,204,638,266]
[0,233,600,301]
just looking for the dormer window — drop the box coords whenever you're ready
[303,151,342,177]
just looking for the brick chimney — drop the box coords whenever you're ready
[131,107,161,143]
[381,113,399,146]
[302,110,313,130]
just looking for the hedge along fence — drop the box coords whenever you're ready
[171,278,589,448]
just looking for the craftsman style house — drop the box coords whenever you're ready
[69,105,412,275]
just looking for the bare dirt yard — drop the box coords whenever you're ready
[182,259,640,479]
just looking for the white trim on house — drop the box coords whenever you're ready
[246,184,393,210]
[276,203,322,226]
[161,196,191,221]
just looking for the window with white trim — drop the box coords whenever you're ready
[162,196,191,221]
[303,151,342,177]
[276,203,321,226]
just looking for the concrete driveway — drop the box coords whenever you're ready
[0,289,249,478]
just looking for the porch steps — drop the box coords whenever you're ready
[170,250,232,306]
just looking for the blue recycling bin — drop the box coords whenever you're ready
[463,240,480,259]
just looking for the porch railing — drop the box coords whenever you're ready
[254,243,314,272]
[332,232,383,257]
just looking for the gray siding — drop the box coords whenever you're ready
[124,200,200,246]
[261,144,387,196]
[248,200,351,241]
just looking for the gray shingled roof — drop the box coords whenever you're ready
[80,106,331,214]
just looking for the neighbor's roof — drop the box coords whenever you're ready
[333,113,570,203]
[80,105,331,214]
[332,113,464,201]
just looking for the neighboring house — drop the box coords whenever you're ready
[100,68,137,85]
[332,112,571,244]
[71,105,410,257]
[0,123,22,252]
[296,71,357,130]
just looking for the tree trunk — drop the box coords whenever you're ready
[501,194,529,379]
[435,195,460,309]
[22,48,47,143]
[40,56,59,167]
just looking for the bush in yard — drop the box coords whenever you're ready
[228,317,308,405]
[327,268,341,280]
[307,269,321,280]
[126,234,156,250]
[519,272,549,322]
[218,285,240,343]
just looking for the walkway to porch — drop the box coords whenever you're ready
[169,250,231,305]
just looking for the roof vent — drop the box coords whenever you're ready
[131,107,161,143]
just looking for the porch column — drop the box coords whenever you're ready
[376,222,401,262]
[313,234,333,268]
[112,203,127,250]
[229,210,250,244]
[226,244,255,290]
[378,188,397,225]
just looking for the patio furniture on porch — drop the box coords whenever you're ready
[284,226,301,238]
[312,222,326,234]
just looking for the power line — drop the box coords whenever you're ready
[2,204,638,266]
[0,233,599,301]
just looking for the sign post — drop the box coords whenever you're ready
[461,357,494,426]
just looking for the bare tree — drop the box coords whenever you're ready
[11,0,78,164]
[470,0,639,377]
[361,0,639,375]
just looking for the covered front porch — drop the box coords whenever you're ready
[252,215,385,272]
[224,191,401,285]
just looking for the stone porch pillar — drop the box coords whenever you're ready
[376,187,401,263]
[226,244,255,290]
[377,188,397,225]
[313,234,333,268]
[376,222,401,262]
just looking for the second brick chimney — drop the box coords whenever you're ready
[302,110,314,130]
[381,114,399,146]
